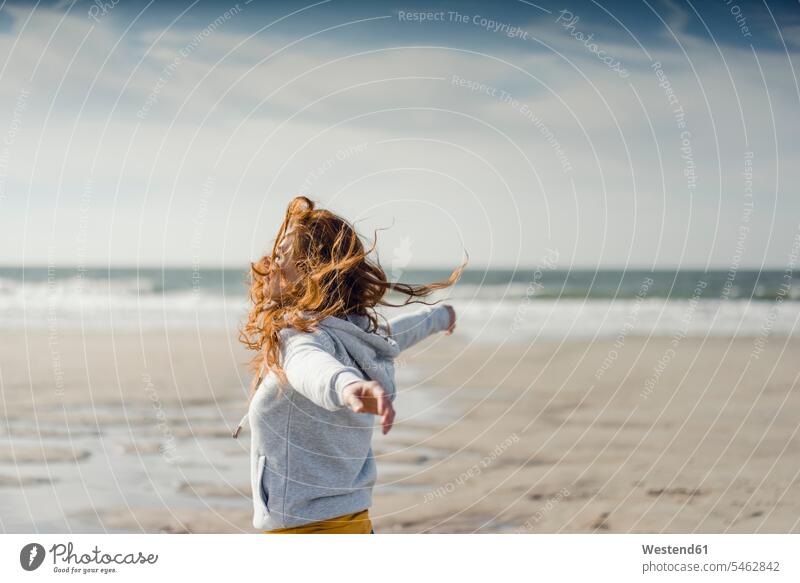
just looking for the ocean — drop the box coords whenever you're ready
[1,266,798,340]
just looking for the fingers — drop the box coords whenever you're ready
[382,403,395,435]
[370,383,394,434]
[344,381,383,414]
[346,394,365,413]
[359,381,385,414]
[344,381,395,434]
[445,305,457,335]
[373,384,387,415]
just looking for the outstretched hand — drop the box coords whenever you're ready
[341,380,395,435]
[444,304,456,335]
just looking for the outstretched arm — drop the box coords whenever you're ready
[280,328,366,411]
[382,304,456,352]
[279,328,396,433]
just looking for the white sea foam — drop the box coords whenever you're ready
[1,276,798,341]
[445,297,800,342]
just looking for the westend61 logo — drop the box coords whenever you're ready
[19,542,158,574]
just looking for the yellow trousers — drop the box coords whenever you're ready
[263,509,372,534]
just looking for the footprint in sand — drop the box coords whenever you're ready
[646,487,706,498]
[591,511,611,531]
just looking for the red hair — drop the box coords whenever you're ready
[239,196,465,401]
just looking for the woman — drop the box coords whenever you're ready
[235,196,464,533]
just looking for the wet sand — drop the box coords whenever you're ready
[1,330,799,533]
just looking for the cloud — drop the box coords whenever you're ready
[0,1,798,268]
[779,24,800,49]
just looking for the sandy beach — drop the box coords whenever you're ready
[1,329,799,533]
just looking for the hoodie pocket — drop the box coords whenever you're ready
[257,455,269,510]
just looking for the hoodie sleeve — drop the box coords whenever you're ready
[383,304,452,352]
[279,328,365,411]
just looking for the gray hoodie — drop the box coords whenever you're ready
[244,304,451,531]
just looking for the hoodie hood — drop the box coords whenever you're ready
[316,313,401,398]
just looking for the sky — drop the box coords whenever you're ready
[0,0,798,270]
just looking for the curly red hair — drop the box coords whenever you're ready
[239,196,465,401]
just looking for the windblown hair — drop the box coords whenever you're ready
[239,196,465,401]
